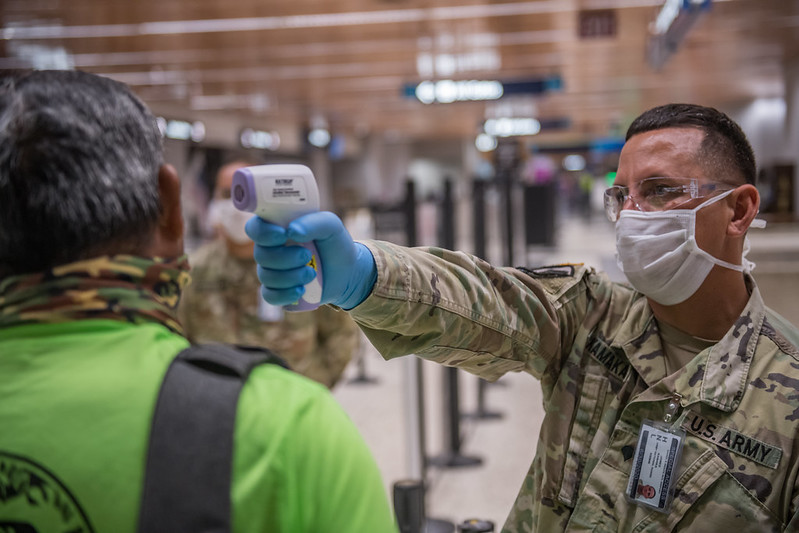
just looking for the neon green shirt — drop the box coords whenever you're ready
[0,320,398,532]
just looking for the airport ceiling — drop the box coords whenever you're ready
[1,0,798,145]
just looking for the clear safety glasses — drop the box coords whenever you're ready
[603,177,735,222]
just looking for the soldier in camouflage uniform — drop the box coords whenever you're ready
[179,162,358,388]
[249,104,799,531]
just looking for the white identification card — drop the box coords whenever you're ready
[626,419,685,513]
[257,294,285,322]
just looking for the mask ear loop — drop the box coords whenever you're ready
[740,238,756,273]
[692,188,735,211]
[741,215,767,273]
[686,189,753,273]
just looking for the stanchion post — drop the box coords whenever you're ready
[401,179,455,533]
[348,333,379,385]
[428,178,483,468]
[462,178,504,420]
[403,179,428,481]
[394,480,425,533]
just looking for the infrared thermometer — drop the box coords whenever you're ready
[232,164,322,311]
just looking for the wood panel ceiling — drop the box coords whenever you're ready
[2,0,798,144]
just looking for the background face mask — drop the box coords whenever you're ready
[614,190,750,305]
[208,199,252,245]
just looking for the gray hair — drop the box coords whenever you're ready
[0,70,164,276]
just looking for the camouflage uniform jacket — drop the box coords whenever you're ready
[351,240,799,532]
[179,239,358,388]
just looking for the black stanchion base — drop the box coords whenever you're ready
[427,453,483,469]
[425,518,456,533]
[461,409,504,421]
[347,374,380,385]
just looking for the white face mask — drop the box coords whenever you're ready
[208,199,252,245]
[615,189,764,306]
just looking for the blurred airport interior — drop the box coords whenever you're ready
[3,0,799,529]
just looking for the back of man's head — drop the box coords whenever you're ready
[625,103,756,187]
[0,69,163,277]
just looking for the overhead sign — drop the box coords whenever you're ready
[240,128,280,150]
[654,0,710,34]
[482,116,571,138]
[156,117,205,142]
[404,75,562,104]
[484,117,540,137]
[647,0,712,69]
[414,80,504,104]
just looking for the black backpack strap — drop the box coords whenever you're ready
[137,343,287,533]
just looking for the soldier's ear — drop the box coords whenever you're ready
[727,184,759,237]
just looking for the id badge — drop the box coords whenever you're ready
[625,419,685,513]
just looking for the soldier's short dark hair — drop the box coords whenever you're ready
[0,70,164,276]
[626,103,756,186]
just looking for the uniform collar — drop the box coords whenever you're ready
[696,278,765,411]
[616,275,766,412]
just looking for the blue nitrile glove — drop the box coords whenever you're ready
[246,211,377,310]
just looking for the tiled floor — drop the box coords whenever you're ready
[332,214,799,532]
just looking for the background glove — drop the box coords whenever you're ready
[246,211,377,310]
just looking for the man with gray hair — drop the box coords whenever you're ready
[0,70,398,533]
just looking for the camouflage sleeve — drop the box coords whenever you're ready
[176,276,198,341]
[787,506,799,532]
[349,240,593,382]
[178,275,234,344]
[176,244,240,346]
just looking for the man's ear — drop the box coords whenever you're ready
[147,164,184,258]
[727,184,760,237]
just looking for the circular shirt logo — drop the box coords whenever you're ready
[0,452,95,533]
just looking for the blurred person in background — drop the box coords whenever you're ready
[0,69,398,533]
[248,103,799,532]
[179,160,359,389]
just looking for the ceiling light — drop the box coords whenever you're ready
[156,117,206,142]
[475,133,498,152]
[308,128,331,148]
[484,117,540,137]
[414,80,504,104]
[241,128,281,150]
[563,154,586,172]
[1,1,606,40]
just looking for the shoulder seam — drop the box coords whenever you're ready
[762,318,799,361]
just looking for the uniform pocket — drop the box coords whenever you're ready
[570,436,730,531]
[661,464,783,532]
[559,373,609,506]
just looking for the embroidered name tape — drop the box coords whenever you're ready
[519,265,576,278]
[682,413,782,469]
[585,336,630,380]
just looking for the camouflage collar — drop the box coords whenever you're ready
[619,275,766,412]
[0,255,191,336]
[698,279,765,411]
